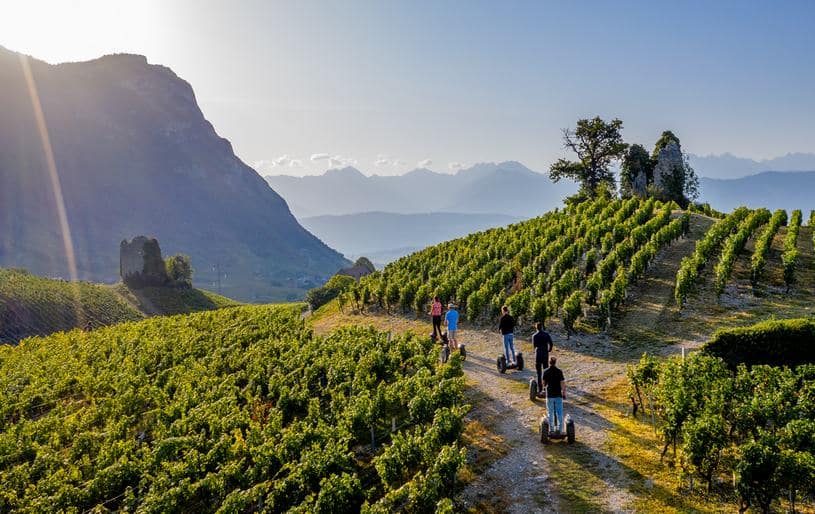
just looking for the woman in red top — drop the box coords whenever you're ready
[430,296,443,337]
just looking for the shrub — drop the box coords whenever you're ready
[702,318,815,368]
[165,254,194,287]
[305,275,356,310]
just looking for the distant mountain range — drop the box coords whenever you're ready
[0,46,347,302]
[689,152,815,179]
[300,212,524,266]
[265,161,576,218]
[699,171,815,214]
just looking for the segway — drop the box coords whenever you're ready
[435,333,466,364]
[539,413,575,444]
[529,378,546,401]
[496,352,524,374]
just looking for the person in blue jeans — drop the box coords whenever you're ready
[444,303,460,349]
[542,355,566,433]
[498,305,516,365]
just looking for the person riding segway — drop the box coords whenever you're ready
[539,356,575,444]
[529,322,553,401]
[496,306,523,373]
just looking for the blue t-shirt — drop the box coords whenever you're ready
[445,309,459,331]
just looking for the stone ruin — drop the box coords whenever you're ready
[653,141,684,192]
[120,236,169,288]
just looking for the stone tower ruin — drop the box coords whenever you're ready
[120,236,169,288]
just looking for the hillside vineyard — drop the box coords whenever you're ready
[353,197,689,331]
[0,305,467,512]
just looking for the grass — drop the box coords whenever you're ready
[112,283,241,315]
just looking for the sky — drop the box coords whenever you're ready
[1,0,814,176]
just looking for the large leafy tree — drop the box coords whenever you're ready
[549,117,628,197]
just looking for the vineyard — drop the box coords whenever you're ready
[350,196,689,332]
[0,268,143,343]
[628,350,815,513]
[0,268,238,344]
[0,305,467,513]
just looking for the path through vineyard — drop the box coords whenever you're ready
[310,213,815,512]
[454,214,710,512]
[312,218,708,512]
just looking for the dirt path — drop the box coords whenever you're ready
[454,327,633,513]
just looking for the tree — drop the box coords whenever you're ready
[164,254,193,287]
[549,117,628,197]
[619,144,653,198]
[354,257,376,274]
[305,274,355,310]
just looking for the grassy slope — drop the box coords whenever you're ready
[0,268,242,343]
[310,212,815,513]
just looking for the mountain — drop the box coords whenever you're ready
[299,211,524,266]
[0,47,348,301]
[265,161,576,218]
[699,171,815,213]
[689,152,815,179]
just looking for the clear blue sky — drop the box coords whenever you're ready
[3,0,814,175]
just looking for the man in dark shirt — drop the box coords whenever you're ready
[498,306,516,365]
[532,323,553,395]
[542,356,566,433]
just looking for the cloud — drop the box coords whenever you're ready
[324,155,357,168]
[418,159,433,168]
[448,162,465,171]
[275,154,293,166]
[374,158,390,167]
[393,159,406,167]
[253,160,276,174]
[289,159,303,167]
[310,153,330,162]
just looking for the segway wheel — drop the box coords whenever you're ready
[515,352,524,371]
[497,355,507,374]
[440,346,450,364]
[566,416,575,444]
[540,418,550,444]
[459,344,466,361]
[529,379,538,402]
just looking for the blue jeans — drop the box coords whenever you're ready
[502,333,515,363]
[547,397,563,433]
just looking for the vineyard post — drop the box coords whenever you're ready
[648,394,656,435]
[391,417,396,433]
[681,347,685,361]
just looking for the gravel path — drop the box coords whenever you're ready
[455,326,635,513]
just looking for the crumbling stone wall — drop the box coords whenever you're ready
[120,236,168,288]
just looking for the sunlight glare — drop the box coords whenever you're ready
[0,0,157,63]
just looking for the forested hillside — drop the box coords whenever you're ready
[0,305,467,512]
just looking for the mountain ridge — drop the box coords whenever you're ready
[0,46,348,301]
[266,161,576,218]
[689,151,815,179]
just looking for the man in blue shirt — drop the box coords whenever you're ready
[444,303,460,350]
